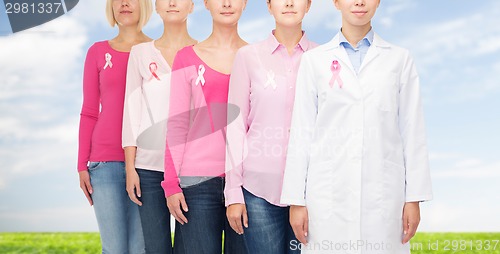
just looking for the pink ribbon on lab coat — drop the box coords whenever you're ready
[149,62,160,81]
[329,60,343,89]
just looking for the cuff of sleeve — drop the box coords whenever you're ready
[77,162,88,172]
[406,194,433,203]
[161,180,183,197]
[224,187,245,207]
[122,142,137,148]
[280,197,306,206]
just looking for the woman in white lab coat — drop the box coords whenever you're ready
[280,0,433,253]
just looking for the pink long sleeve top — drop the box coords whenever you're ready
[77,41,129,171]
[224,32,317,206]
[122,41,172,171]
[161,46,230,197]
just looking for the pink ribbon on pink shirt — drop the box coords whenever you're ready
[104,53,113,69]
[329,60,343,89]
[149,62,160,81]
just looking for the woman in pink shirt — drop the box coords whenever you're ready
[77,0,152,253]
[122,0,197,253]
[224,0,317,253]
[161,0,248,253]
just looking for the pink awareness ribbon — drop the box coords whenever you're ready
[103,53,113,69]
[149,62,160,81]
[195,65,206,86]
[329,60,343,89]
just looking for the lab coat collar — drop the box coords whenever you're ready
[324,31,391,74]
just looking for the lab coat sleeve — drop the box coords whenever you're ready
[398,51,433,202]
[224,49,250,206]
[280,53,318,206]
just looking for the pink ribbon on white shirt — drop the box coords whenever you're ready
[149,62,160,81]
[264,70,277,90]
[329,60,343,89]
[195,65,206,86]
[104,53,113,69]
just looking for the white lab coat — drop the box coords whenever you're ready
[281,33,433,254]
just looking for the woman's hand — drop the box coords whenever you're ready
[167,193,189,225]
[226,203,248,234]
[78,170,93,206]
[126,168,142,206]
[402,202,420,244]
[290,205,309,244]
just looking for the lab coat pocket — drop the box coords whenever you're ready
[305,160,334,221]
[375,73,399,112]
[382,160,406,220]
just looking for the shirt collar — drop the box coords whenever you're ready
[339,28,374,48]
[324,31,391,50]
[267,30,311,54]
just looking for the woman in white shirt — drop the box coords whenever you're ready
[122,0,197,253]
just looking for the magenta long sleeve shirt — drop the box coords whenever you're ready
[161,46,230,197]
[77,41,129,171]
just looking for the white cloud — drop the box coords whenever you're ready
[67,0,108,27]
[0,205,98,232]
[374,0,416,29]
[420,202,500,232]
[0,175,5,190]
[392,3,500,103]
[494,62,500,72]
[239,17,274,43]
[398,5,500,68]
[0,17,87,100]
[304,0,339,30]
[428,152,461,161]
[423,153,500,231]
[0,11,86,185]
[432,160,500,179]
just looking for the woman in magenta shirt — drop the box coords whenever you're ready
[77,0,152,253]
[161,0,248,253]
[224,0,317,253]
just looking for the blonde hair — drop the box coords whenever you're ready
[105,0,152,31]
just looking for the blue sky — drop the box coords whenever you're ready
[0,0,499,232]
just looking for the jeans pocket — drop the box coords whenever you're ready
[88,161,103,171]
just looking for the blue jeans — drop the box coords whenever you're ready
[89,161,145,254]
[136,169,172,254]
[242,188,299,254]
[173,177,247,254]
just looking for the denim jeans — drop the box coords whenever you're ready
[242,188,299,254]
[136,169,172,254]
[173,177,247,254]
[89,161,145,254]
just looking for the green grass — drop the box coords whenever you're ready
[0,233,101,254]
[0,232,499,253]
[411,233,500,253]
